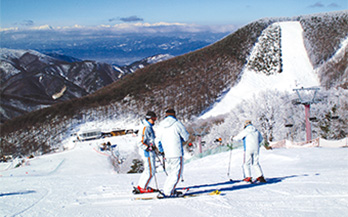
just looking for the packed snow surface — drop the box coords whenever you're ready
[1,136,347,217]
[202,21,320,119]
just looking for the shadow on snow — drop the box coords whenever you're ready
[181,174,308,196]
[0,190,36,197]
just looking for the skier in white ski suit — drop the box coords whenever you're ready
[136,111,164,193]
[157,109,189,196]
[233,120,266,183]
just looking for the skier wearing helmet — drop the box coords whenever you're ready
[133,111,163,194]
[233,120,266,183]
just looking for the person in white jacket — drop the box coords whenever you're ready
[233,120,266,183]
[157,109,189,197]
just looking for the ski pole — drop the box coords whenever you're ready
[156,154,168,176]
[154,146,168,176]
[227,143,233,181]
[154,172,159,190]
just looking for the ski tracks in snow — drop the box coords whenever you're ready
[1,188,51,217]
[73,191,133,205]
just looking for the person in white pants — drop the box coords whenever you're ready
[233,120,266,183]
[135,111,163,194]
[157,109,189,197]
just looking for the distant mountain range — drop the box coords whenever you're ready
[0,48,173,123]
[1,31,228,65]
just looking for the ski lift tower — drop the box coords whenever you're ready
[293,87,320,142]
[192,126,208,154]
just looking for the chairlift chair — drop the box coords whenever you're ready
[285,123,294,128]
[291,99,301,105]
[309,117,318,122]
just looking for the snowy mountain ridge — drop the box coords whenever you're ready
[0,49,172,123]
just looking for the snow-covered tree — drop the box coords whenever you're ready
[201,88,347,150]
[247,23,282,75]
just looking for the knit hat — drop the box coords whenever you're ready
[165,109,176,117]
[145,111,157,120]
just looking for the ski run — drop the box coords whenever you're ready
[202,21,319,119]
[1,135,348,217]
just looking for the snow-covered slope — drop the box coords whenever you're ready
[202,21,320,119]
[1,136,347,217]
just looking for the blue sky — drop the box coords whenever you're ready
[1,0,347,29]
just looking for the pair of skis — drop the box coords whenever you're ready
[133,188,221,200]
[133,179,266,200]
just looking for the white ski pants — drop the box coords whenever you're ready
[138,151,156,189]
[243,149,263,178]
[163,157,183,196]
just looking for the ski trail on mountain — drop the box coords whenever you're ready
[201,21,320,119]
[278,21,319,88]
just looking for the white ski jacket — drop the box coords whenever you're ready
[157,116,189,158]
[234,124,263,152]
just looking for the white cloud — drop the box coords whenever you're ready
[0,22,236,34]
[31,25,54,30]
[0,27,19,32]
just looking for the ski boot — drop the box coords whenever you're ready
[243,177,252,183]
[132,186,159,194]
[156,190,185,199]
[255,176,267,183]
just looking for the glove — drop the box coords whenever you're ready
[227,143,233,150]
[146,143,154,151]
